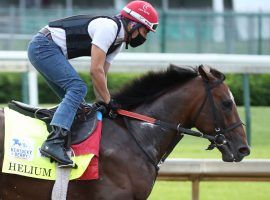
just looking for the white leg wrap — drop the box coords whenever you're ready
[51,151,72,200]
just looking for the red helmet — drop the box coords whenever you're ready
[120,1,159,32]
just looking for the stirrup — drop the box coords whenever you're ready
[40,149,76,168]
[58,163,78,169]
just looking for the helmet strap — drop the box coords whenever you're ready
[120,16,143,49]
[125,40,129,49]
[120,17,130,49]
[125,33,135,49]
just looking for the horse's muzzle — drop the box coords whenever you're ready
[234,145,250,162]
[219,141,250,162]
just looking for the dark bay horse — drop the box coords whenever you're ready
[0,65,250,199]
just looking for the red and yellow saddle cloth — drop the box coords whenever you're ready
[2,107,101,180]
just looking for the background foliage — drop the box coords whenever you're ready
[0,72,269,106]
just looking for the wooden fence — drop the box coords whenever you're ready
[158,159,270,200]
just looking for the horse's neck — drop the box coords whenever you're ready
[136,84,197,125]
[131,83,199,164]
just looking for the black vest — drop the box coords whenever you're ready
[49,15,122,59]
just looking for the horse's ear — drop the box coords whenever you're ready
[198,65,210,82]
[169,64,179,71]
[210,68,226,81]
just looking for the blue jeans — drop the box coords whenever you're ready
[27,33,87,131]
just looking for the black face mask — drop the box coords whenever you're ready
[129,32,146,48]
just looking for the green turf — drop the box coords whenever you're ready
[149,182,270,200]
[148,107,270,200]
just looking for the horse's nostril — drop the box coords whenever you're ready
[238,146,250,156]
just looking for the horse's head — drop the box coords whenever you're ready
[191,65,250,162]
[113,65,250,163]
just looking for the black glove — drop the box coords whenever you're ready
[94,99,121,118]
[93,101,109,116]
[108,99,121,118]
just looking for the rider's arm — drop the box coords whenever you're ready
[88,18,121,104]
[90,44,110,104]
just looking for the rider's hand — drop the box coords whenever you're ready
[108,99,121,118]
[94,99,121,118]
[108,99,120,111]
[94,101,109,116]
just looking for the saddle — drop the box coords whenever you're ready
[8,100,99,145]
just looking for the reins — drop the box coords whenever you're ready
[117,108,219,172]
[117,109,218,142]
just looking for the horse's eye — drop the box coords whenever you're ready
[222,100,233,110]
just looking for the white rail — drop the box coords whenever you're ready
[1,51,270,73]
[158,159,270,200]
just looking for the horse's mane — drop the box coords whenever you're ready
[112,64,200,109]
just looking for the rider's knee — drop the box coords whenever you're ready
[69,82,87,98]
[77,83,88,98]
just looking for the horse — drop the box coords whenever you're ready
[0,65,250,200]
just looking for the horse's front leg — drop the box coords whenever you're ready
[68,177,136,200]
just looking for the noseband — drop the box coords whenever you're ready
[190,78,243,150]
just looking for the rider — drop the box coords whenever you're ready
[27,1,159,167]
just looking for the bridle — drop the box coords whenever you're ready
[190,78,243,150]
[116,76,243,172]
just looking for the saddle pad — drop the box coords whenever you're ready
[2,107,101,180]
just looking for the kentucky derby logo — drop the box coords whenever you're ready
[9,138,34,160]
[139,4,150,15]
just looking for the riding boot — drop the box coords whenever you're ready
[40,126,74,167]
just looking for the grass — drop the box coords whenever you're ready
[149,182,270,200]
[148,107,270,200]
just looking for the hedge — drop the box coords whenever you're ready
[0,72,269,106]
[225,73,270,106]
